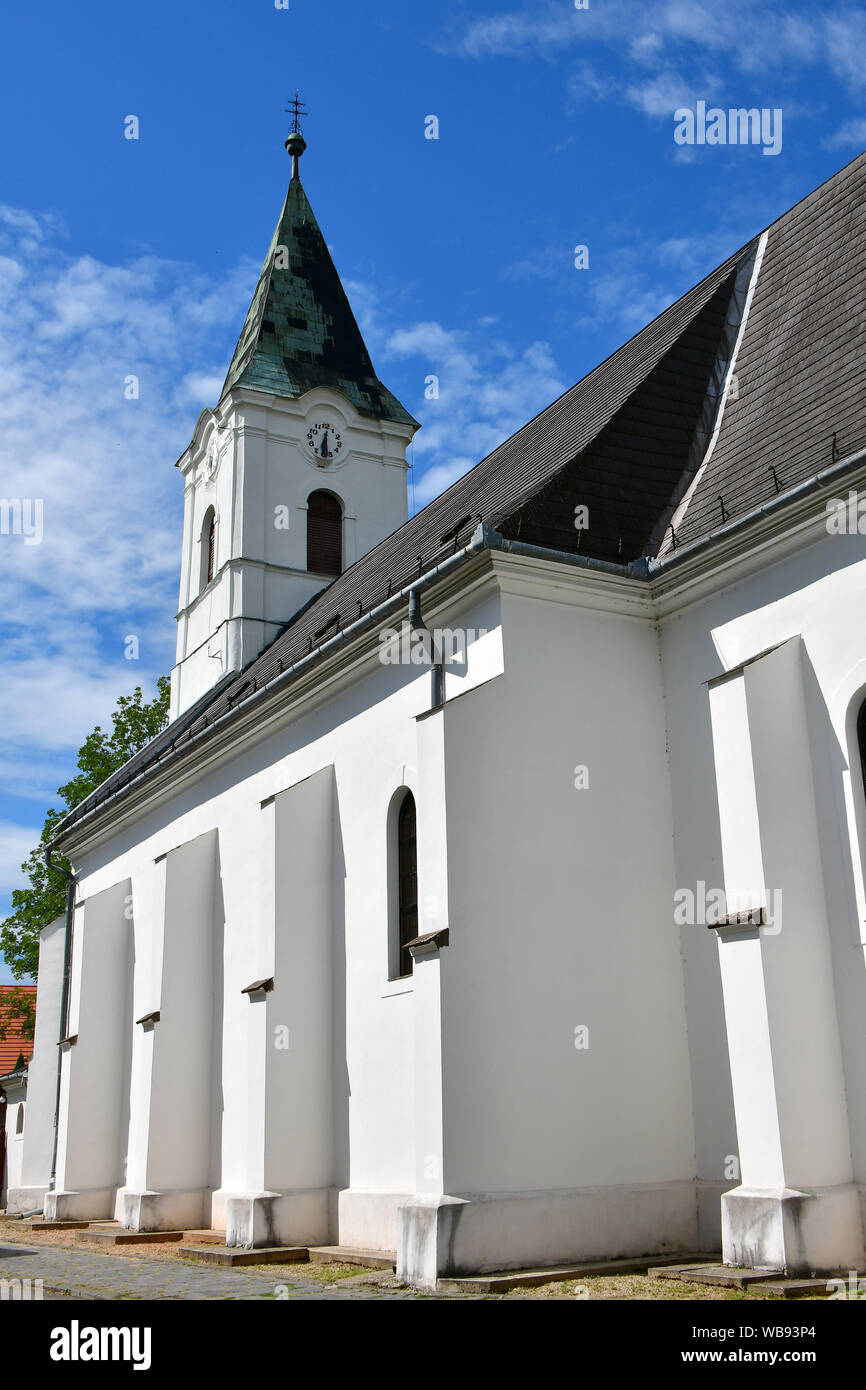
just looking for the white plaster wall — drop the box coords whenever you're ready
[437,588,697,1204]
[9,917,65,1210]
[262,769,337,1192]
[143,831,222,1199]
[2,1082,27,1202]
[65,582,501,1244]
[54,881,133,1203]
[659,528,866,1207]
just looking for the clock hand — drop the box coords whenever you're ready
[320,431,329,458]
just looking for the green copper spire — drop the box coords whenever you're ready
[220,110,416,427]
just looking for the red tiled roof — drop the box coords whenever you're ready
[0,986,37,1078]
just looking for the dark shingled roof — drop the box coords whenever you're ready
[662,149,866,552]
[55,151,866,839]
[221,173,417,428]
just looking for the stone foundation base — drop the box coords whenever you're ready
[224,1190,331,1248]
[337,1189,409,1252]
[3,1185,50,1216]
[697,1179,738,1250]
[44,1188,114,1221]
[120,1189,207,1232]
[397,1181,698,1289]
[722,1184,866,1275]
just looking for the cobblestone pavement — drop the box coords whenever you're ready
[0,1238,421,1301]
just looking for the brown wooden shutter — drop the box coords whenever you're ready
[207,512,216,584]
[307,491,342,575]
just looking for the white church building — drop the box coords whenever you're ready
[9,131,866,1288]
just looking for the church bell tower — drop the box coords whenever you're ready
[170,101,419,720]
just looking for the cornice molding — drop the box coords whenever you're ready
[490,550,654,620]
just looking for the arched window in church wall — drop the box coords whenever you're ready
[858,699,866,806]
[307,490,343,576]
[395,791,417,979]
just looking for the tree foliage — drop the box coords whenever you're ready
[0,678,170,1036]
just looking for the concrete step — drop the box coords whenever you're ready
[15,1220,92,1232]
[177,1244,309,1267]
[182,1230,227,1245]
[74,1227,186,1246]
[747,1278,838,1299]
[649,1263,787,1289]
[309,1246,396,1270]
[439,1252,720,1295]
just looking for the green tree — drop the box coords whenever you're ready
[0,678,170,1038]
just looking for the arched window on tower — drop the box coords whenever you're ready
[307,491,343,576]
[395,791,418,979]
[199,506,216,593]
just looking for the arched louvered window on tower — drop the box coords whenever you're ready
[307,490,343,576]
[199,506,217,593]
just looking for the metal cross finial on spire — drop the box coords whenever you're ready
[284,91,308,178]
[285,91,308,135]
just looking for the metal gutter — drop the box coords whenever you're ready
[482,530,650,579]
[649,445,866,576]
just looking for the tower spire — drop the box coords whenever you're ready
[284,91,308,180]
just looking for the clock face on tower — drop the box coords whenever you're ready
[305,421,344,465]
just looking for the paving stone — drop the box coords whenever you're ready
[16,1220,91,1232]
[74,1228,186,1246]
[442,1253,719,1294]
[650,1263,786,1289]
[0,1237,415,1300]
[746,1278,837,1299]
[309,1246,396,1270]
[177,1244,309,1267]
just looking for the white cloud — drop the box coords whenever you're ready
[181,372,226,404]
[385,322,566,506]
[825,11,866,94]
[823,116,866,150]
[0,821,42,899]
[626,69,705,119]
[0,207,257,807]
[448,0,866,115]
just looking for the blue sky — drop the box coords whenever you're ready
[1,0,864,979]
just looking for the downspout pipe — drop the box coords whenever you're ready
[43,846,75,1196]
[408,589,445,709]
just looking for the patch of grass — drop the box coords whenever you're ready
[501,1274,748,1300]
[290,1261,370,1284]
